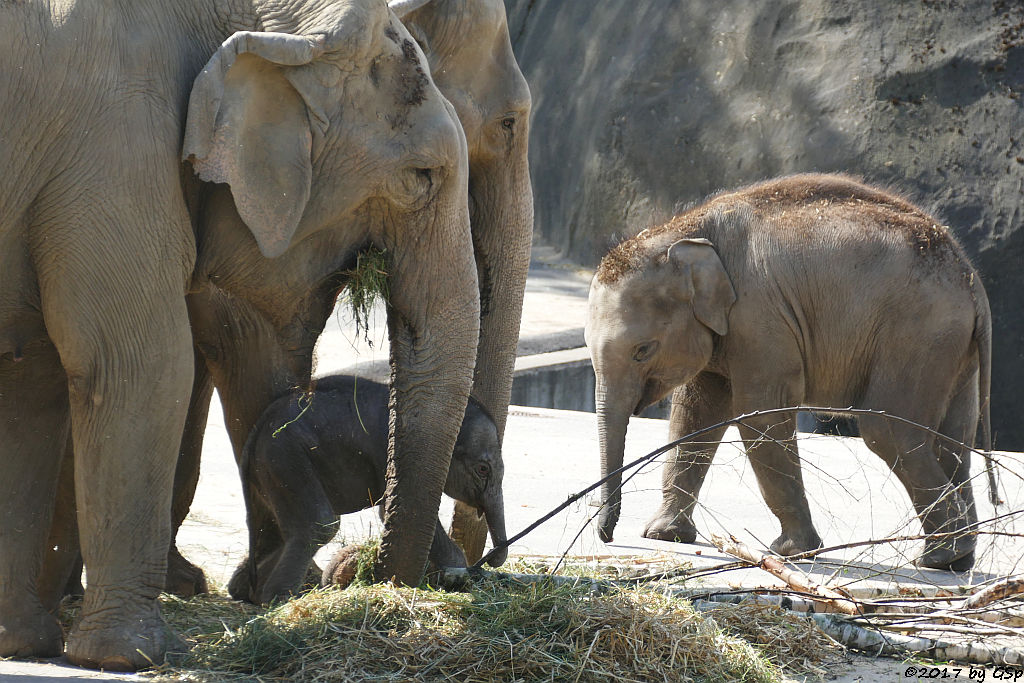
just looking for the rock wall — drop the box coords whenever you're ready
[507,0,1024,449]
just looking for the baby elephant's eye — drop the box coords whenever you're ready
[632,341,659,362]
[476,463,491,478]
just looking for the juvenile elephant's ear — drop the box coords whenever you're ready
[667,238,737,336]
[183,31,327,259]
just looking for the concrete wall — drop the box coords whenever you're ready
[507,0,1024,448]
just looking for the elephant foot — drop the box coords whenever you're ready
[917,536,976,572]
[227,559,253,603]
[769,528,823,557]
[0,598,64,659]
[642,509,698,544]
[65,601,183,671]
[322,545,361,589]
[165,547,208,599]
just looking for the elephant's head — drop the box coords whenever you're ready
[443,396,507,566]
[394,0,533,433]
[585,236,736,542]
[391,0,532,567]
[183,0,479,585]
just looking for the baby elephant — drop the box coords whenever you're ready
[586,173,992,571]
[241,375,507,604]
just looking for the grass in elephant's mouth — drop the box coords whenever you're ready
[340,245,389,347]
[132,558,838,683]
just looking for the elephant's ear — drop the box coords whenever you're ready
[388,0,434,19]
[667,238,736,336]
[183,31,327,259]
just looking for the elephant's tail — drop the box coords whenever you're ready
[972,271,1000,508]
[239,423,262,600]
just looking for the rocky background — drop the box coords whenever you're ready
[506,0,1024,449]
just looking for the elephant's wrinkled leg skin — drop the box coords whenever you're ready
[929,376,981,571]
[228,511,284,602]
[737,416,823,557]
[644,375,732,543]
[38,436,84,613]
[166,355,214,598]
[860,415,975,571]
[44,265,194,669]
[0,341,69,658]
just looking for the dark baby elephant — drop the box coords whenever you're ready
[241,375,507,605]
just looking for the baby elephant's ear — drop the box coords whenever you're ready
[667,238,736,336]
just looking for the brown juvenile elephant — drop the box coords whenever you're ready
[585,174,992,572]
[2,0,477,671]
[154,0,534,599]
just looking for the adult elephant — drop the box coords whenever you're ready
[1,0,477,671]
[154,0,534,598]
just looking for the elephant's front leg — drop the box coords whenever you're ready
[736,414,822,557]
[0,340,71,659]
[39,232,194,671]
[644,373,732,543]
[166,350,214,598]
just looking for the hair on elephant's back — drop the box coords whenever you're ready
[596,173,958,285]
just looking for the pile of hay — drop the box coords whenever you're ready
[146,561,841,682]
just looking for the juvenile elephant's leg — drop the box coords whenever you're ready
[935,374,980,538]
[166,354,213,598]
[38,435,84,613]
[737,415,822,556]
[252,465,336,605]
[254,520,335,605]
[644,374,732,543]
[859,415,975,571]
[0,341,70,658]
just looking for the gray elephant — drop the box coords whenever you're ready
[2,0,479,671]
[240,375,505,605]
[155,0,533,599]
[586,174,992,572]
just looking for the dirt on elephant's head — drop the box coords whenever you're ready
[596,210,709,285]
[596,174,958,285]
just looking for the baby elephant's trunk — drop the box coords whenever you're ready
[595,379,634,543]
[473,483,508,567]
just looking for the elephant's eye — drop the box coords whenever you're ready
[476,463,491,479]
[501,116,516,130]
[632,341,659,363]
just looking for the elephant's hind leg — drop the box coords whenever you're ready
[166,354,215,598]
[0,340,70,659]
[859,414,975,571]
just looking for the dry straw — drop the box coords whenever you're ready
[141,559,840,682]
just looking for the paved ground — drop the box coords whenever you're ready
[3,244,1021,681]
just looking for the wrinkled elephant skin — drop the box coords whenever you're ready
[156,0,533,597]
[239,375,506,605]
[586,174,991,572]
[2,0,476,670]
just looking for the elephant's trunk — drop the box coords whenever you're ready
[448,117,533,564]
[482,482,508,567]
[378,115,480,585]
[595,375,635,543]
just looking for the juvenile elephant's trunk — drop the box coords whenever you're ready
[595,376,636,543]
[482,483,508,567]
